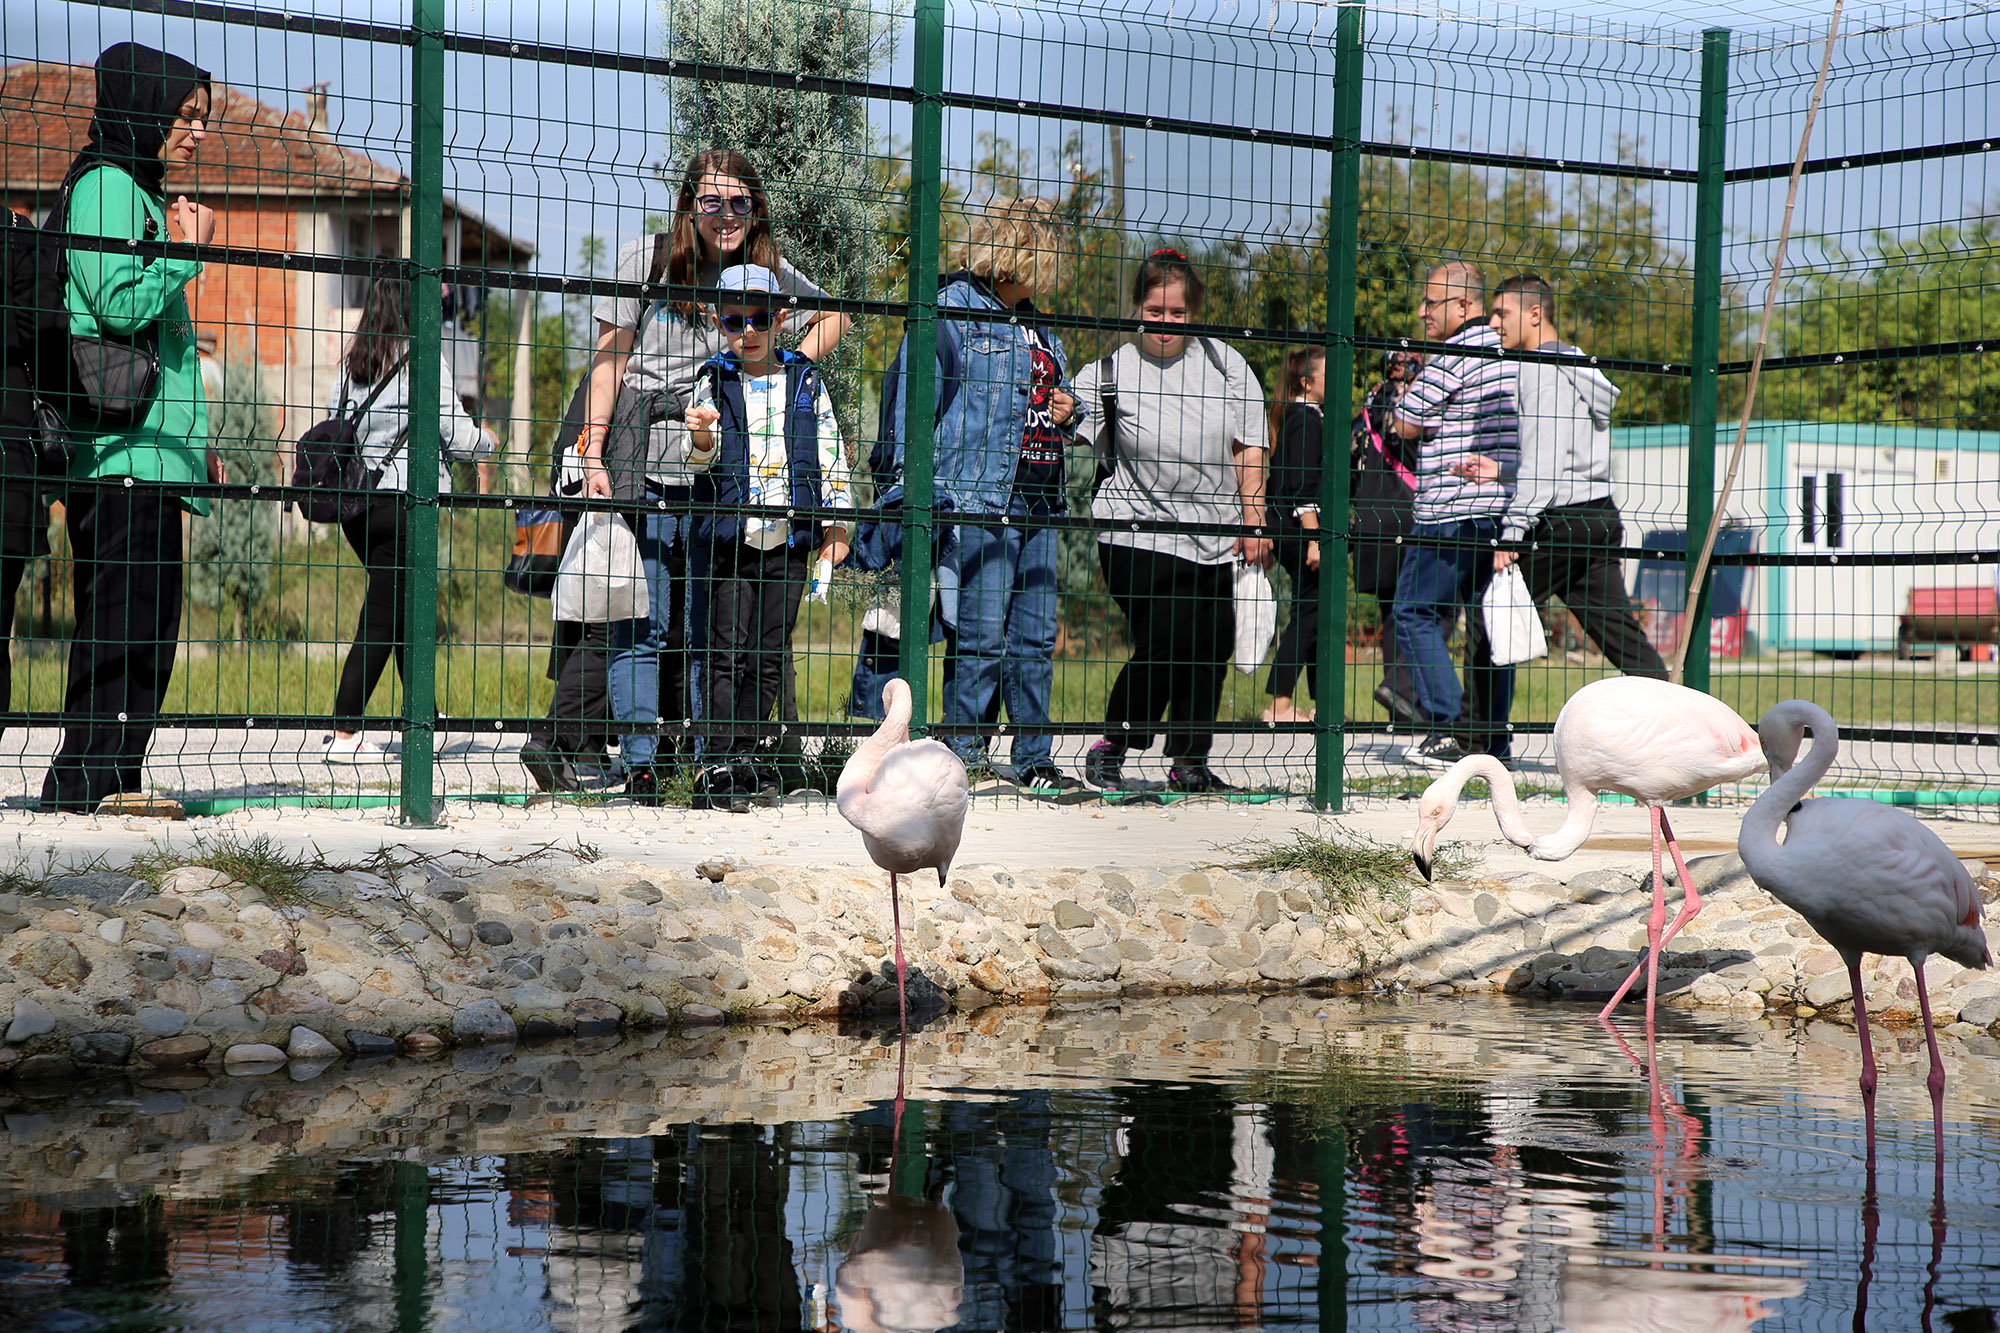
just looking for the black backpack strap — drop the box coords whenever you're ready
[345,348,412,422]
[1091,348,1120,491]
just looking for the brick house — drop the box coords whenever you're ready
[0,62,534,457]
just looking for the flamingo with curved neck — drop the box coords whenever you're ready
[1411,676,1766,1027]
[1738,700,1989,1157]
[837,678,970,1029]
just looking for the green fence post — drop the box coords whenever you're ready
[891,1099,930,1198]
[400,0,446,824]
[391,1159,431,1331]
[897,0,946,728]
[1316,3,1365,812]
[1682,29,1730,696]
[1315,1117,1348,1331]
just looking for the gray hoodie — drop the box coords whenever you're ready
[1501,339,1620,542]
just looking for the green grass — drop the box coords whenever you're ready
[1219,824,1477,913]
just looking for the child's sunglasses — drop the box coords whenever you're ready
[696,193,755,217]
[718,309,776,334]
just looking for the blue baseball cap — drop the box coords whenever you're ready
[716,264,783,298]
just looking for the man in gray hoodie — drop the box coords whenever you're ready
[1462,274,1666,679]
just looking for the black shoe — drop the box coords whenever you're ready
[1403,735,1467,770]
[624,766,666,807]
[1373,681,1423,726]
[1017,763,1084,793]
[752,765,783,806]
[520,735,581,794]
[1167,764,1241,794]
[692,764,751,813]
[1084,740,1126,789]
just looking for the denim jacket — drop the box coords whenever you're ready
[877,272,1074,516]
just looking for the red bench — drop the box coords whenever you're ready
[1898,586,1999,660]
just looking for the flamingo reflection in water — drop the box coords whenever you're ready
[831,1031,965,1333]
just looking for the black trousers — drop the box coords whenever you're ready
[1519,499,1666,678]
[42,484,184,812]
[1099,543,1233,764]
[1265,538,1319,702]
[332,495,408,729]
[705,539,807,758]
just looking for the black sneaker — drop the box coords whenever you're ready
[1083,740,1126,789]
[624,765,666,807]
[1404,735,1467,770]
[752,765,784,806]
[1017,763,1084,793]
[1167,764,1241,794]
[519,736,581,793]
[1373,681,1423,727]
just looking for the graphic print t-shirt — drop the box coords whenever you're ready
[1012,326,1065,513]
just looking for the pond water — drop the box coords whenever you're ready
[2,996,1997,1331]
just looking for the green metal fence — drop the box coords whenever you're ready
[0,0,1993,821]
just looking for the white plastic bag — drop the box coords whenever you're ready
[1232,559,1277,674]
[552,511,649,623]
[1481,564,1549,666]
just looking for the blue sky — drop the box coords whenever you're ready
[6,0,1991,287]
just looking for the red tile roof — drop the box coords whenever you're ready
[0,61,406,199]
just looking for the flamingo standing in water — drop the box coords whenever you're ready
[1738,700,1990,1156]
[1411,676,1766,1026]
[837,678,970,1028]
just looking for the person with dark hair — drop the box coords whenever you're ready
[1353,350,1425,725]
[40,42,226,814]
[1261,345,1325,724]
[0,208,53,734]
[1465,272,1665,679]
[1072,249,1270,794]
[321,276,494,761]
[1389,260,1519,769]
[542,148,848,804]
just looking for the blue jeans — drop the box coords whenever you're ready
[609,485,700,769]
[1393,517,1515,749]
[943,503,1060,770]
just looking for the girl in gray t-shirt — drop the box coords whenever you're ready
[1069,250,1270,795]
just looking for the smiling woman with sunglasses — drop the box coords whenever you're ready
[524,148,851,803]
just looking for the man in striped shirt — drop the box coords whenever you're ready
[1388,261,1520,768]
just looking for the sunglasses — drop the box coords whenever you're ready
[717,309,776,334]
[696,193,755,217]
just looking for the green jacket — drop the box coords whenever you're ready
[64,163,209,514]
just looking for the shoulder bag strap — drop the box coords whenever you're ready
[346,348,412,422]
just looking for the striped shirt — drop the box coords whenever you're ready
[1395,322,1518,525]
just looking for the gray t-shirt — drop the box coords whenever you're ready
[1073,338,1268,564]
[592,237,830,484]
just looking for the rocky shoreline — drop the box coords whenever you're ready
[3,843,1998,1085]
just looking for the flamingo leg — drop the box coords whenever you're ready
[1914,958,1947,1163]
[1849,954,1877,1110]
[1597,806,1670,1023]
[1651,809,1705,956]
[889,871,908,1032]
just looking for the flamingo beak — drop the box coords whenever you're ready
[1412,824,1437,884]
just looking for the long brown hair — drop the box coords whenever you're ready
[1268,345,1324,454]
[345,276,409,387]
[665,148,782,320]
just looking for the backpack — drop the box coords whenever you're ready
[2,207,77,476]
[289,350,410,523]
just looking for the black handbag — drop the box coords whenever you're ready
[51,172,160,429]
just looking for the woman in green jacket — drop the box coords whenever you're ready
[42,42,225,814]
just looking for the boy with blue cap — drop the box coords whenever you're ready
[684,263,853,809]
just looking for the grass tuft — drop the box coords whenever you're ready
[128,832,324,905]
[1219,823,1477,913]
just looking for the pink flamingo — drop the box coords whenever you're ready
[1411,676,1767,1026]
[1738,699,1990,1156]
[837,678,970,1029]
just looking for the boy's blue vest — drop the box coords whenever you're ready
[692,349,824,548]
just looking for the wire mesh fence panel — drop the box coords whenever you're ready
[0,0,1992,818]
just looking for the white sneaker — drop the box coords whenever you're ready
[323,734,393,763]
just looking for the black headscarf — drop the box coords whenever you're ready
[69,42,211,200]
